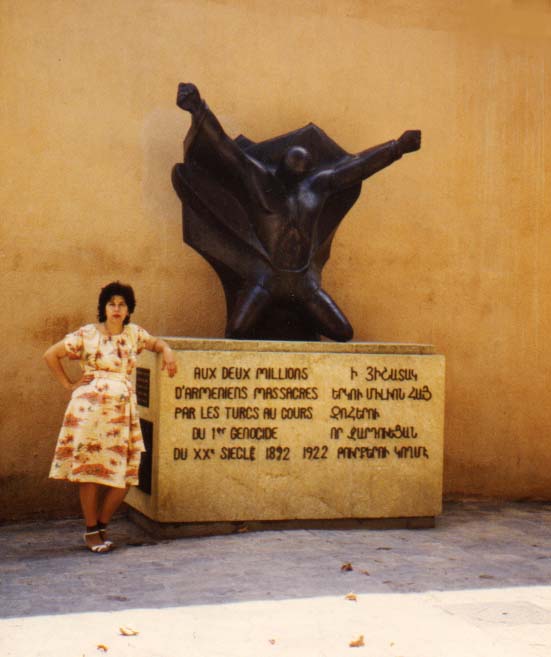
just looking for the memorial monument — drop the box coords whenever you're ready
[171,82,421,341]
[125,83,444,534]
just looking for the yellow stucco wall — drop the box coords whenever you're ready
[2,1,550,519]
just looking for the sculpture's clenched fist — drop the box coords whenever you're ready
[398,130,421,154]
[176,82,202,113]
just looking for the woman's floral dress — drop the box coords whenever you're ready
[49,323,150,488]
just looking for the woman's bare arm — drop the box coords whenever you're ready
[144,336,178,377]
[43,340,86,391]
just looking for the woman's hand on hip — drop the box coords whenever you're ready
[66,373,94,392]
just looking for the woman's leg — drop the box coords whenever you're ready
[79,483,106,550]
[79,482,100,526]
[98,485,130,536]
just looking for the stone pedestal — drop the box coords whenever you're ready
[126,339,445,528]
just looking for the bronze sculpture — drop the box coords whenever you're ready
[172,83,421,341]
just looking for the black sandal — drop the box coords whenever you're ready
[98,521,114,548]
[83,529,110,553]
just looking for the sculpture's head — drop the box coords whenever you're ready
[281,146,313,176]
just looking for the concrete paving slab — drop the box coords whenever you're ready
[1,501,550,656]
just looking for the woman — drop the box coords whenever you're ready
[44,281,177,553]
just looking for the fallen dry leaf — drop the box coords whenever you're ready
[345,593,358,602]
[341,562,353,571]
[119,626,139,636]
[97,645,108,652]
[359,569,370,576]
[349,635,365,648]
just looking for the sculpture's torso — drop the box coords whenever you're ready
[252,172,329,273]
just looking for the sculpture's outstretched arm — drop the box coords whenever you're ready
[177,83,269,185]
[329,130,421,191]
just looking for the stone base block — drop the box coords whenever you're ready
[126,338,445,526]
[128,507,435,539]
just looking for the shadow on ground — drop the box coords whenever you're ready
[1,501,550,618]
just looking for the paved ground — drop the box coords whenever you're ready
[1,501,551,657]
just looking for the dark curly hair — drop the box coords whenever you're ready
[97,281,136,325]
